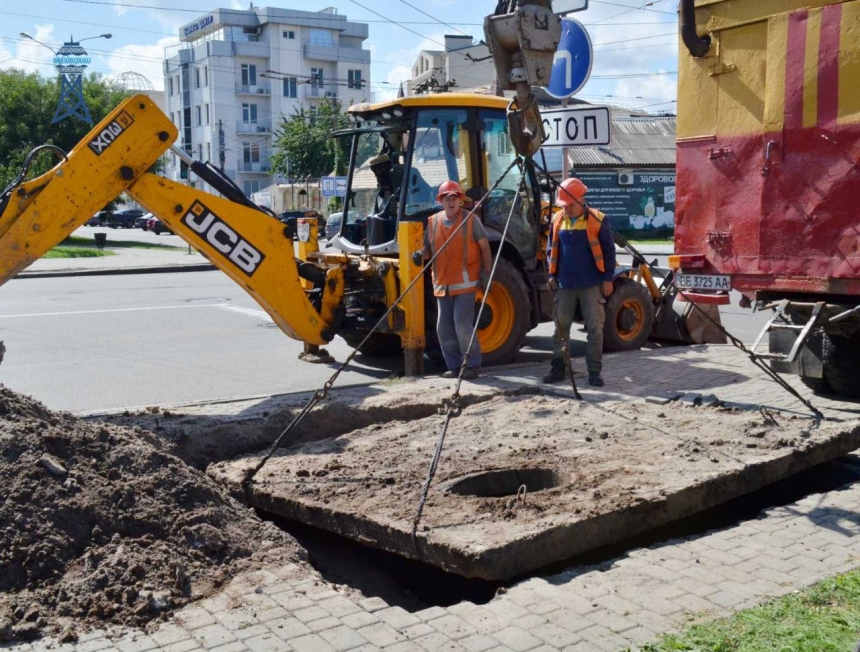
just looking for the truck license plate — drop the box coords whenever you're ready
[297,220,311,243]
[675,274,731,291]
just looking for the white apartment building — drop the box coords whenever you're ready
[163,6,370,196]
[407,35,493,95]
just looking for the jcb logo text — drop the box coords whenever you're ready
[183,202,264,277]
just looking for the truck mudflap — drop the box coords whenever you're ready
[651,292,727,345]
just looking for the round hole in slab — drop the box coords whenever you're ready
[442,468,568,498]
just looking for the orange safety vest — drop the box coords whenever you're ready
[427,210,482,297]
[547,207,606,275]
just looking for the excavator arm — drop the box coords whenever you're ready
[0,94,337,345]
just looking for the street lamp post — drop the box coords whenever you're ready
[20,32,112,125]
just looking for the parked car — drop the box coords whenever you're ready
[146,215,174,235]
[279,210,324,240]
[325,212,342,241]
[136,212,154,230]
[109,208,145,229]
[86,210,110,226]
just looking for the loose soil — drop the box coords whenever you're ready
[0,385,306,643]
[210,393,860,578]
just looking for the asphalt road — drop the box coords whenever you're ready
[0,269,771,414]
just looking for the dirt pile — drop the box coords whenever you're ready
[0,385,305,643]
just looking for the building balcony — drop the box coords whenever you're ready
[236,82,271,95]
[303,84,339,100]
[237,160,272,173]
[236,118,272,134]
[302,41,370,64]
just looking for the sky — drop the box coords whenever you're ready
[0,0,679,114]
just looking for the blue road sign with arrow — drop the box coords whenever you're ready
[546,18,593,100]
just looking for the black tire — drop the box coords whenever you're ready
[476,258,531,366]
[603,278,656,352]
[821,333,860,398]
[800,374,833,394]
[340,331,401,357]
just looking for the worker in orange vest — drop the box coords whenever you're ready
[419,180,492,379]
[543,177,616,387]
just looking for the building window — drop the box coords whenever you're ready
[243,180,262,195]
[243,142,261,163]
[195,69,200,88]
[196,105,201,125]
[168,77,174,95]
[283,77,297,98]
[204,103,210,125]
[206,143,211,162]
[242,103,258,124]
[241,63,257,87]
[309,29,332,47]
[311,68,323,87]
[348,69,362,89]
[204,67,208,86]
[198,144,203,160]
[283,30,295,39]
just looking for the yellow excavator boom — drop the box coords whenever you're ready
[0,94,336,346]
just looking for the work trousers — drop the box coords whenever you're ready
[551,285,605,375]
[436,292,482,371]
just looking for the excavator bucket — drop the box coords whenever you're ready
[651,292,727,345]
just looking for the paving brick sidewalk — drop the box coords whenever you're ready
[11,345,860,652]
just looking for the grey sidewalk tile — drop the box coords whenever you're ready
[75,637,114,652]
[242,634,290,652]
[706,591,749,609]
[316,596,362,619]
[287,633,336,652]
[625,610,674,634]
[384,643,424,652]
[585,609,639,634]
[269,593,314,612]
[532,622,582,648]
[233,626,274,642]
[618,625,658,648]
[668,576,719,598]
[577,625,633,652]
[292,605,331,624]
[590,594,640,617]
[269,616,312,640]
[562,642,603,652]
[458,634,499,652]
[374,607,420,631]
[340,612,379,630]
[629,597,682,617]
[401,623,436,640]
[358,598,389,613]
[414,606,449,622]
[177,608,219,631]
[413,632,465,651]
[255,608,288,625]
[543,610,595,634]
[192,625,238,650]
[208,642,249,652]
[318,624,370,651]
[675,593,720,617]
[484,601,532,621]
[159,640,203,652]
[306,617,343,634]
[429,614,474,640]
[511,615,547,631]
[549,593,600,616]
[355,623,406,647]
[215,610,259,631]
[490,626,543,652]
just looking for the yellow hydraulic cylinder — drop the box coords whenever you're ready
[397,221,425,376]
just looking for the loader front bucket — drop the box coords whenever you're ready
[651,293,727,345]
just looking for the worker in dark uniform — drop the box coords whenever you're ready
[543,177,616,387]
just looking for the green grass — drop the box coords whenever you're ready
[640,568,860,652]
[63,235,181,250]
[43,246,115,258]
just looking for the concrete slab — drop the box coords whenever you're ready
[209,391,860,580]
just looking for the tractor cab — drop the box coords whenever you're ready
[330,94,543,267]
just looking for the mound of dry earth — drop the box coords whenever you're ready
[0,385,306,643]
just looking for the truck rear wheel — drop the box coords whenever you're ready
[476,258,531,366]
[603,278,655,352]
[340,331,401,357]
[821,333,860,398]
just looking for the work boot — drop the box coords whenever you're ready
[542,363,566,384]
[462,367,479,380]
[588,373,605,387]
[442,369,457,378]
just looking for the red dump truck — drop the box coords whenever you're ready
[672,0,860,397]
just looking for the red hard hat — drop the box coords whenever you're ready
[436,180,466,202]
[556,177,588,207]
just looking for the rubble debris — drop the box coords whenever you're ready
[0,385,306,642]
[680,392,703,406]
